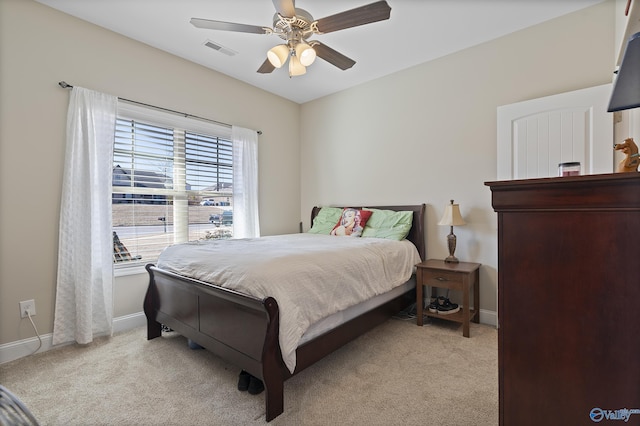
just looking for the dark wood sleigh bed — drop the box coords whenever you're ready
[143,204,426,422]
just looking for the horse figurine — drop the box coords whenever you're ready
[614,137,640,173]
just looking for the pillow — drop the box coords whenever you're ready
[361,209,413,241]
[330,208,372,237]
[308,207,343,234]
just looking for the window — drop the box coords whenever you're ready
[112,102,233,266]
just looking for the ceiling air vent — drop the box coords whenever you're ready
[204,40,237,57]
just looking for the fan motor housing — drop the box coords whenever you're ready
[273,8,315,41]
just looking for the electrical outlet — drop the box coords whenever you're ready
[19,299,36,318]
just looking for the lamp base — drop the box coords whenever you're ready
[445,229,459,263]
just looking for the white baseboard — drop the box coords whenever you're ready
[0,333,54,365]
[1,309,497,365]
[479,309,498,328]
[0,312,147,365]
[112,311,147,333]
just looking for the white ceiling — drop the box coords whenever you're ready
[37,0,605,104]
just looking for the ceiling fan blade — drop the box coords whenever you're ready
[272,0,296,18]
[190,18,268,34]
[257,59,276,74]
[315,1,391,34]
[313,43,356,70]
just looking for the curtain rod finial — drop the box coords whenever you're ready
[58,81,73,89]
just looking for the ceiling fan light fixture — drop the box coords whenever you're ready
[191,1,393,77]
[267,44,289,68]
[288,54,306,77]
[295,42,316,66]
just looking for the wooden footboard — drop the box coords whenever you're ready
[143,203,425,422]
[143,264,287,420]
[144,264,413,421]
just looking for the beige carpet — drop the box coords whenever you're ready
[0,317,498,425]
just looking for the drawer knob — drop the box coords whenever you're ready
[436,276,448,281]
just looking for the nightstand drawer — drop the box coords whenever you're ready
[422,270,462,289]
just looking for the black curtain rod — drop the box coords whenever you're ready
[58,81,262,135]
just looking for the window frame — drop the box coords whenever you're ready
[113,102,233,274]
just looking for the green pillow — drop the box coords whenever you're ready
[308,207,343,234]
[361,209,413,241]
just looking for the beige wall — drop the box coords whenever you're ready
[300,1,615,318]
[0,0,300,345]
[0,0,618,350]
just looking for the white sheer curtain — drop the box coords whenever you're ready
[232,126,260,238]
[53,87,117,345]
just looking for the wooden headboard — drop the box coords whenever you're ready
[310,204,426,261]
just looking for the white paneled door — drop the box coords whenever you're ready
[497,84,613,180]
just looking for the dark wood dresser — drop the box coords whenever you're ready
[486,173,640,426]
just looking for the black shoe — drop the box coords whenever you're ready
[436,297,460,315]
[238,370,250,391]
[427,297,439,313]
[248,376,264,395]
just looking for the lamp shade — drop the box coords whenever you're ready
[267,44,289,68]
[295,42,316,66]
[438,200,466,226]
[288,54,306,77]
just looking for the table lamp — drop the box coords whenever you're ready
[438,199,466,263]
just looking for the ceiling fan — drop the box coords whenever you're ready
[190,0,392,77]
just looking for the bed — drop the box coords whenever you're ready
[143,204,426,421]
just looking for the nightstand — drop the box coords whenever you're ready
[416,259,481,337]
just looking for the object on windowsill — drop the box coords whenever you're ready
[613,137,640,173]
[113,231,142,262]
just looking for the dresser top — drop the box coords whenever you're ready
[485,172,640,212]
[485,171,640,189]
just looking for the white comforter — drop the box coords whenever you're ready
[157,233,421,372]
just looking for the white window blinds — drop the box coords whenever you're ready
[112,102,234,266]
